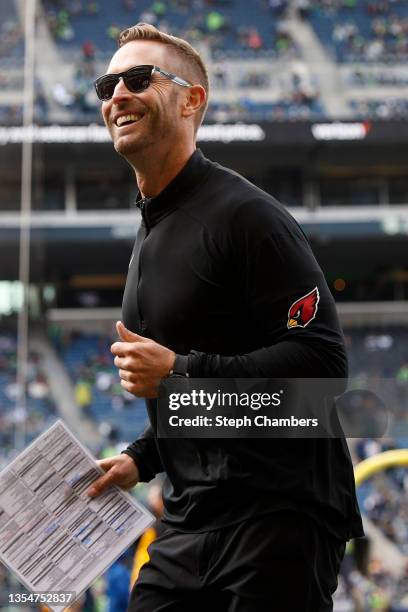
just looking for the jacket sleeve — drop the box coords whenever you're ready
[186,200,348,380]
[122,424,163,482]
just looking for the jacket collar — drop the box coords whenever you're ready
[135,148,210,227]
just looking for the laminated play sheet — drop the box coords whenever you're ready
[0,419,154,611]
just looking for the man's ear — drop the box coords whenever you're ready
[181,84,206,120]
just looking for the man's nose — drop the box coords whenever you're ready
[111,77,133,103]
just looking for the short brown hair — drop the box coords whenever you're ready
[118,23,209,132]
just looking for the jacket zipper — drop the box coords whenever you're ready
[137,199,149,332]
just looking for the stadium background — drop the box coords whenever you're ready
[0,0,407,610]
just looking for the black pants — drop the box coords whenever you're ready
[129,510,346,612]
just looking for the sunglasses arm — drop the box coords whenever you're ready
[152,66,192,88]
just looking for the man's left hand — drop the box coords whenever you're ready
[111,321,176,398]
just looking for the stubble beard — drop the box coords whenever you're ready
[113,114,173,162]
[113,122,150,158]
[114,134,148,158]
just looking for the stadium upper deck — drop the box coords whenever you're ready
[1,0,408,124]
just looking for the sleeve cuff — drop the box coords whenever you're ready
[121,448,154,483]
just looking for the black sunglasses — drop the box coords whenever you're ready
[94,64,192,101]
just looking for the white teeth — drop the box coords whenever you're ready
[116,113,142,127]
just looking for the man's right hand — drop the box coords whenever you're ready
[87,454,140,497]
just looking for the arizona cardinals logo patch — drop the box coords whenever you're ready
[287,287,320,329]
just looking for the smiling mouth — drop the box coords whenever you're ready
[115,113,145,127]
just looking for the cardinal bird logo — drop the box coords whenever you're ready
[287,287,320,329]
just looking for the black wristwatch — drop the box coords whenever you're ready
[169,354,189,377]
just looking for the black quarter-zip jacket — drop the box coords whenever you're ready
[122,149,364,541]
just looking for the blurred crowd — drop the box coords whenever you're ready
[42,0,295,59]
[49,326,147,442]
[0,69,24,90]
[348,69,408,87]
[0,12,23,60]
[40,0,304,122]
[356,439,408,555]
[306,0,408,62]
[0,333,57,468]
[0,77,48,125]
[0,1,407,124]
[350,98,408,119]
[207,92,324,121]
[336,554,408,611]
[0,104,23,125]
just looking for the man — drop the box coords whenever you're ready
[87,23,364,611]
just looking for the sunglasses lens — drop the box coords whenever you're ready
[125,71,151,93]
[95,76,118,100]
[94,67,153,100]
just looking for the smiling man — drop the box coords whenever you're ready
[97,27,207,201]
[88,23,363,612]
